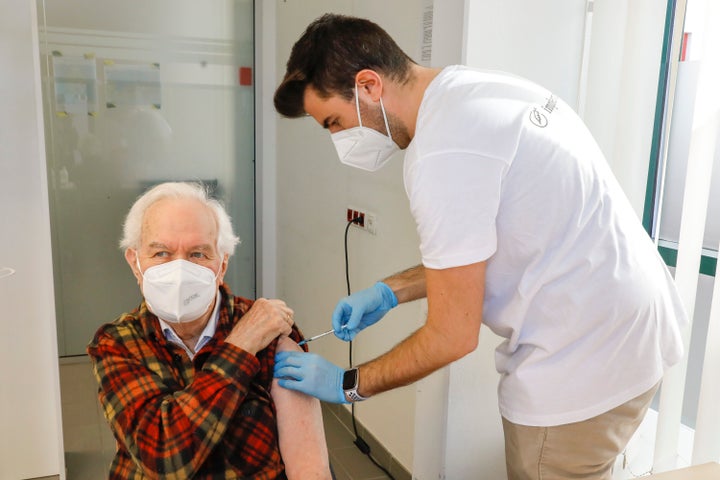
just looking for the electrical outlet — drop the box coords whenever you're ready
[346,206,377,235]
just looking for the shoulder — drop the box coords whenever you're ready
[232,296,254,316]
[413,68,551,162]
[87,306,156,353]
[218,283,253,318]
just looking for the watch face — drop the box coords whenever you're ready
[343,368,358,390]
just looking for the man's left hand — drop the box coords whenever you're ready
[273,351,347,404]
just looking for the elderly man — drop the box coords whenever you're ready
[88,182,331,479]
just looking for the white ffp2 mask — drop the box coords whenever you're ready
[331,85,399,172]
[138,258,219,323]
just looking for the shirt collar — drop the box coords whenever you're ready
[158,290,222,358]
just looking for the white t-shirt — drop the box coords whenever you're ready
[404,65,687,426]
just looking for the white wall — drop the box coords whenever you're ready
[273,0,426,471]
[0,0,65,478]
[465,0,588,107]
[583,0,668,215]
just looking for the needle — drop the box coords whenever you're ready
[297,328,340,346]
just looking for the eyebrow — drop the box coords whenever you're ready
[146,242,214,251]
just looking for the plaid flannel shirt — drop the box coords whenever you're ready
[87,284,305,479]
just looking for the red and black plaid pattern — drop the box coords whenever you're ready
[87,284,303,479]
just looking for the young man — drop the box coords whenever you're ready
[88,182,331,479]
[272,13,687,479]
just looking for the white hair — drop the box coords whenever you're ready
[120,182,240,256]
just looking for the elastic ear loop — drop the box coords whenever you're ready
[378,96,393,141]
[355,83,393,141]
[135,256,145,280]
[354,84,363,127]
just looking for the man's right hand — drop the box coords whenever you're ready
[331,282,398,341]
[225,298,294,355]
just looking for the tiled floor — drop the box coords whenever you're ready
[59,356,400,480]
[59,357,116,479]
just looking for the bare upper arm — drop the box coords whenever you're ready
[271,336,332,479]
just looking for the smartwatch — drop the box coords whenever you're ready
[343,368,368,402]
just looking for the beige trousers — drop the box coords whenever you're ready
[502,382,660,480]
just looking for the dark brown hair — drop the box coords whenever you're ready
[274,14,416,118]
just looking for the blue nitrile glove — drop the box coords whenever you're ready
[274,351,347,404]
[331,282,398,342]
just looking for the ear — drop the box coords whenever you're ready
[125,248,142,285]
[354,69,384,102]
[217,254,229,285]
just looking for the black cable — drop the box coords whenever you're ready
[343,217,396,480]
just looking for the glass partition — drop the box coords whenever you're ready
[37,0,256,356]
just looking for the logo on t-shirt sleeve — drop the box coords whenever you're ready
[528,95,557,128]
